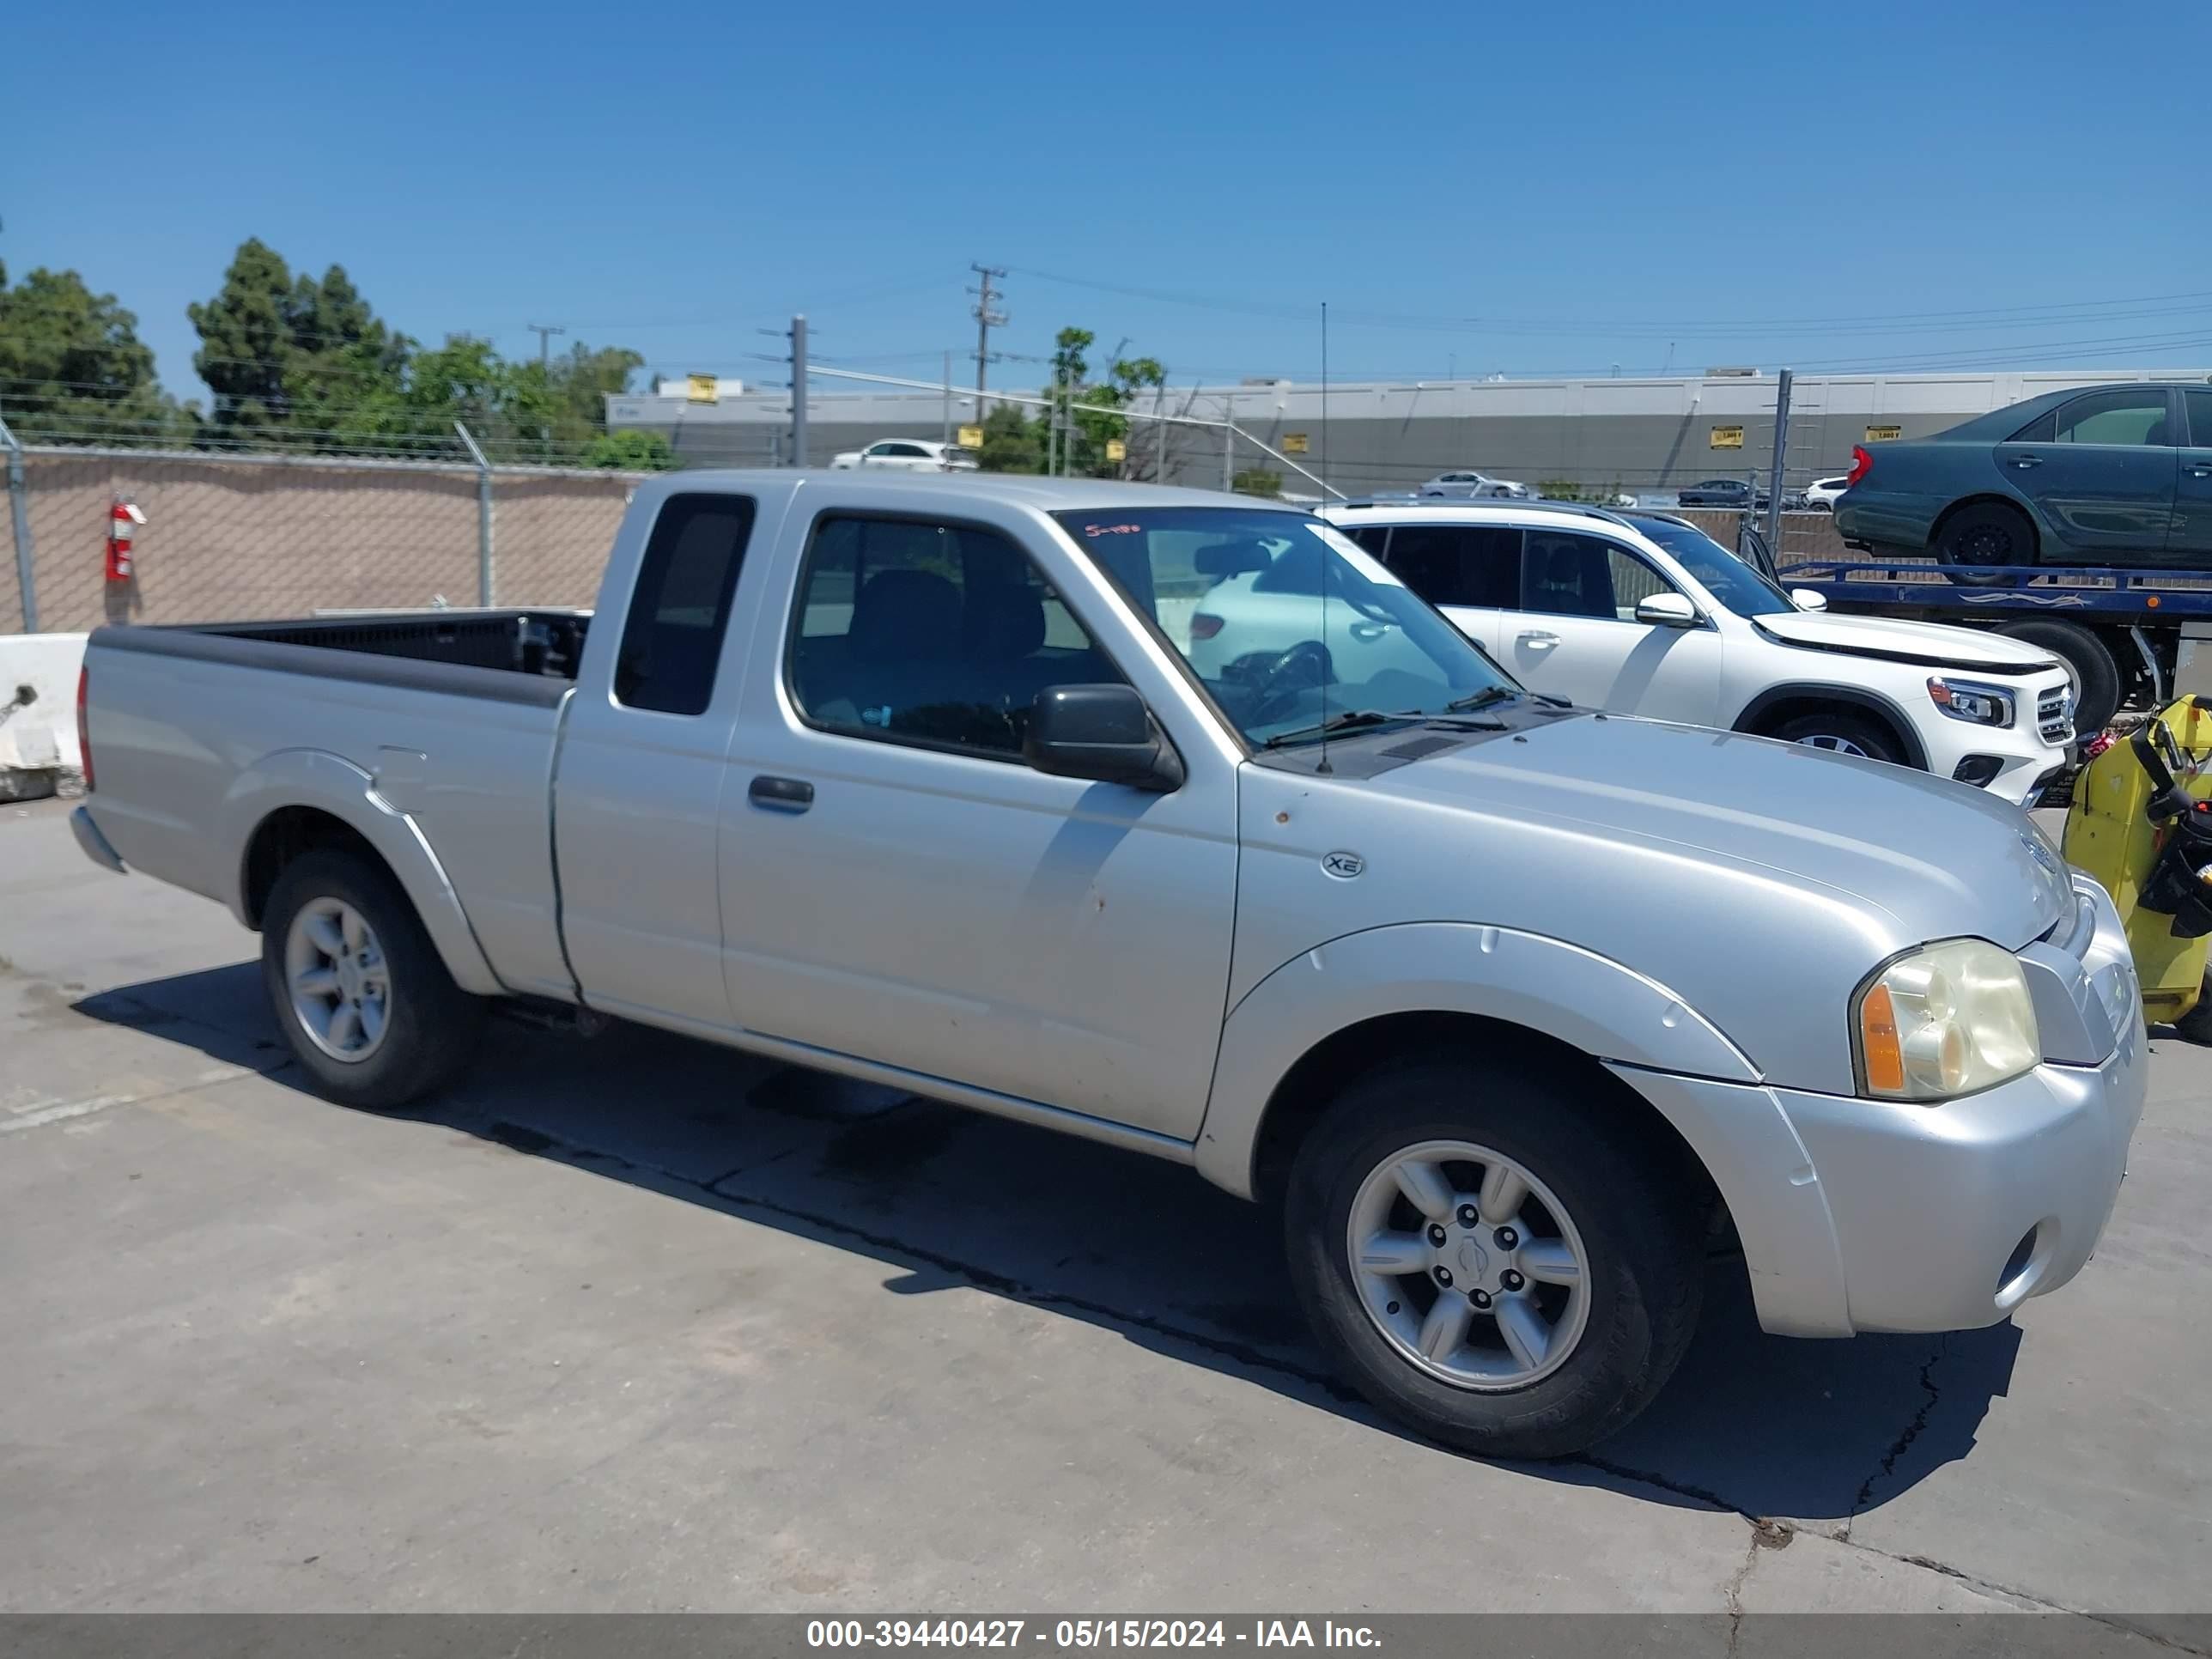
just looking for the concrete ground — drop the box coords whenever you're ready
[3,797,2207,1633]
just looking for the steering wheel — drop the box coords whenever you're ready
[1243,639,1336,726]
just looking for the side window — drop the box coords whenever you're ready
[2051,390,2172,447]
[1384,524,1522,608]
[787,514,1123,760]
[2185,389,2212,447]
[614,493,757,714]
[1340,525,1392,556]
[1521,532,1674,621]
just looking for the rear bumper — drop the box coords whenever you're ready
[70,805,126,874]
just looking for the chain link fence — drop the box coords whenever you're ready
[3,444,645,634]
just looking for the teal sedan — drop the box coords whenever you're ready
[1836,382,2212,574]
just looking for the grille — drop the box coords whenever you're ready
[2038,687,2073,744]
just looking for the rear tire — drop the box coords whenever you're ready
[1770,711,1907,766]
[260,848,485,1111]
[1990,619,2122,738]
[1935,502,2037,587]
[1284,1055,1704,1459]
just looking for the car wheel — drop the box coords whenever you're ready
[260,848,486,1112]
[1770,712,1907,766]
[1284,1054,1704,1459]
[1935,502,2036,587]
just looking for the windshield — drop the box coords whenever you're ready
[1052,506,1517,748]
[1629,518,1796,618]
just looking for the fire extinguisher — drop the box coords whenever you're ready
[106,499,145,583]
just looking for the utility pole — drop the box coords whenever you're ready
[790,315,809,470]
[1762,367,1793,545]
[969,264,1006,420]
[527,324,565,461]
[527,321,566,372]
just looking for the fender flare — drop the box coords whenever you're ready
[219,748,504,997]
[1730,683,1929,770]
[1194,921,1759,1197]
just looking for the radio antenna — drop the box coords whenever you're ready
[1316,300,1333,776]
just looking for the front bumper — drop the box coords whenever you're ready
[1771,1015,2146,1333]
[1612,875,2147,1338]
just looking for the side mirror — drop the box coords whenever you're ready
[1790,587,1830,612]
[1633,592,1700,629]
[1024,684,1185,792]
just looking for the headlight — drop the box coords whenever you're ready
[1927,677,2015,727]
[1853,938,2039,1101]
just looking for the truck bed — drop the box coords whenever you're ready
[82,609,587,1003]
[1779,560,2212,623]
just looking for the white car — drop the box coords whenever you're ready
[1257,500,2074,805]
[1802,476,1849,510]
[830,439,979,472]
[1419,470,1530,499]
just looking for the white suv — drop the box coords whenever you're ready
[1274,500,2075,804]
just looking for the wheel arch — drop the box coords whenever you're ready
[222,750,503,996]
[1730,684,1929,769]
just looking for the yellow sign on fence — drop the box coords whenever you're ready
[685,374,719,404]
[1104,439,1127,463]
[1710,425,1744,449]
[1865,424,1903,442]
[1282,433,1310,454]
[956,424,984,448]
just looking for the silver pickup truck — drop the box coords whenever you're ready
[71,471,2147,1458]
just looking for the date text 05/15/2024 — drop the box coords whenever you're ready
[805,1621,1382,1650]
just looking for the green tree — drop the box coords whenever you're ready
[586,428,676,470]
[188,239,304,434]
[973,403,1043,473]
[0,262,191,444]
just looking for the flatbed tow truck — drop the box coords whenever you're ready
[1771,558,2212,737]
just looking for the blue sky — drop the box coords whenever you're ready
[6,0,2209,402]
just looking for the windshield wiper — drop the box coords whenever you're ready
[1261,709,1414,748]
[1443,687,1520,713]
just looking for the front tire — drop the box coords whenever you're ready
[260,848,485,1111]
[1284,1056,1703,1459]
[1770,711,1907,766]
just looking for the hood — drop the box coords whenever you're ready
[1364,712,2073,951]
[1754,609,2060,675]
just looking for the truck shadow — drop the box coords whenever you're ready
[76,962,2021,1525]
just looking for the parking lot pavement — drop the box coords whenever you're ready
[3,798,2208,1627]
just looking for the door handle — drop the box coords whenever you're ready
[2008,454,2043,469]
[2187,463,2212,477]
[748,775,815,811]
[1517,630,1561,648]
[1347,620,1394,641]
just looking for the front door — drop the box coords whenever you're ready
[1995,386,2179,563]
[1502,529,1723,725]
[717,506,1239,1139]
[2174,389,2212,562]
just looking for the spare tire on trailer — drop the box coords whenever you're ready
[1990,618,2122,739]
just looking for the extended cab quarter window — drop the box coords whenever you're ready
[613,493,758,714]
[788,514,1123,759]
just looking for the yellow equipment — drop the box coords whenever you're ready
[2063,696,2212,1041]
